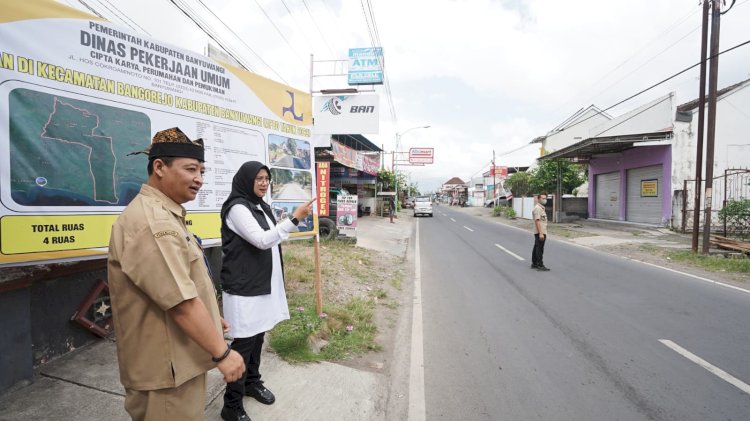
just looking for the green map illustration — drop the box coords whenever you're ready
[9,88,151,206]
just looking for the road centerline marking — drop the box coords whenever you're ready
[495,243,525,261]
[659,339,750,395]
[450,217,456,222]
[463,226,474,232]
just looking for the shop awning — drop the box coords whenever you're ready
[538,131,672,163]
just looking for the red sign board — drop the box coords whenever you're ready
[409,147,434,164]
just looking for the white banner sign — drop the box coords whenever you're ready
[0,0,315,266]
[313,94,379,135]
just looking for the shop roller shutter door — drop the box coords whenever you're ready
[595,171,620,220]
[626,165,663,224]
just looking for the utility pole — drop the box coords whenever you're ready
[492,150,497,202]
[701,0,722,254]
[692,0,710,253]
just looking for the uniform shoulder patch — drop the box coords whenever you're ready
[154,230,179,238]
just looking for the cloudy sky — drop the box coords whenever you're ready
[62,0,750,192]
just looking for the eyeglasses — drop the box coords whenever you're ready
[255,177,271,184]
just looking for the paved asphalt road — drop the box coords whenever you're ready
[416,205,750,420]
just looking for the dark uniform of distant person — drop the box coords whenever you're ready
[219,161,314,421]
[531,193,551,271]
[108,127,245,421]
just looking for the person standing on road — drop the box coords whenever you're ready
[108,127,245,421]
[531,193,551,271]
[219,161,314,421]
[389,197,396,223]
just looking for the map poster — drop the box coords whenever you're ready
[0,0,314,267]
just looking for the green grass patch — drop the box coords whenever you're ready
[270,294,379,362]
[666,250,750,273]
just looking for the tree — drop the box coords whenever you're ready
[505,171,532,197]
[530,159,585,195]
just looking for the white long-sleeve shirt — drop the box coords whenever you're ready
[222,203,297,338]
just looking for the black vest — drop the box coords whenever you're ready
[220,200,281,296]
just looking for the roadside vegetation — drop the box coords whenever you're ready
[492,205,516,218]
[269,239,404,362]
[639,243,750,275]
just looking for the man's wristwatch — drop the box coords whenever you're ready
[289,216,299,226]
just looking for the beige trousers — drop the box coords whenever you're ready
[124,373,206,421]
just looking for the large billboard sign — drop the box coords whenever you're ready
[0,1,314,267]
[313,94,379,134]
[347,48,383,85]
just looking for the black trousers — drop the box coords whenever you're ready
[531,234,546,267]
[223,332,265,409]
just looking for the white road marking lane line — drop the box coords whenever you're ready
[659,339,750,395]
[463,226,474,232]
[450,217,456,222]
[409,220,426,420]
[495,243,525,261]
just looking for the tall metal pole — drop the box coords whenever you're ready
[310,53,323,315]
[493,150,497,201]
[701,0,722,254]
[692,0,710,252]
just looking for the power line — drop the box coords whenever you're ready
[190,0,282,77]
[279,0,317,53]
[99,0,152,35]
[301,0,336,57]
[548,38,750,138]
[251,0,306,65]
[168,0,255,72]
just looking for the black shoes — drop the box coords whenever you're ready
[221,406,252,421]
[536,265,551,271]
[530,264,539,269]
[245,382,276,405]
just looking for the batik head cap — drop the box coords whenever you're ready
[128,127,205,162]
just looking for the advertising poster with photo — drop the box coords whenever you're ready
[336,195,357,238]
[0,0,314,266]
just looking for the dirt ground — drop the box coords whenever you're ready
[281,238,408,374]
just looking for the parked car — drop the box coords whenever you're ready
[413,196,433,217]
[485,196,509,208]
[404,197,415,209]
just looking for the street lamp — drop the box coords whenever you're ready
[393,125,430,207]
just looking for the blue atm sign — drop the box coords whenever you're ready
[348,47,384,85]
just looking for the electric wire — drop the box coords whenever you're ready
[251,0,306,65]
[167,0,257,73]
[99,0,152,35]
[546,38,750,138]
[76,0,104,18]
[301,0,336,57]
[91,0,139,32]
[192,0,287,80]
[280,0,317,53]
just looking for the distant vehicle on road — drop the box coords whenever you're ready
[404,197,415,208]
[413,196,433,217]
[485,196,510,208]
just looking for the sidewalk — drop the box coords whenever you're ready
[0,213,415,421]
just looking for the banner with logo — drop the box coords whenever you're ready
[0,0,314,266]
[313,94,379,134]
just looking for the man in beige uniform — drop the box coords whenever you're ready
[531,193,550,271]
[108,127,244,421]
